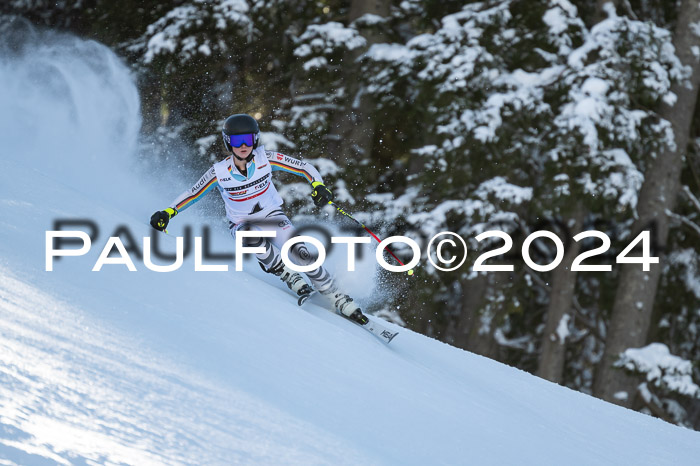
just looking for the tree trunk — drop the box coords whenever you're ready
[593,0,700,406]
[450,273,499,359]
[536,206,584,383]
[348,0,388,21]
[325,0,389,165]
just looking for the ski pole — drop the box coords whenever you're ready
[328,201,414,275]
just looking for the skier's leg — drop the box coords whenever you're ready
[263,213,335,292]
[268,217,368,324]
[229,220,311,296]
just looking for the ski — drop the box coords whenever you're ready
[296,291,399,344]
[353,316,399,344]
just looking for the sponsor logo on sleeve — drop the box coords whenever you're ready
[193,176,209,192]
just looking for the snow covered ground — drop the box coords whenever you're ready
[1,28,700,466]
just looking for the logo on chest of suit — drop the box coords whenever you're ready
[223,173,270,191]
[220,177,231,182]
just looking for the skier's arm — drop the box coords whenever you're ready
[266,150,323,184]
[266,150,333,206]
[168,166,219,213]
[150,166,219,231]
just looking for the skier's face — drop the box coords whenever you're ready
[232,144,252,159]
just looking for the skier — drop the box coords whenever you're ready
[150,113,369,325]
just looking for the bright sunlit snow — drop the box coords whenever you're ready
[1,27,700,466]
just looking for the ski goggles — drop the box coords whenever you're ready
[223,132,256,148]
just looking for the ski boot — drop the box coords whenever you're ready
[320,285,369,325]
[262,262,313,298]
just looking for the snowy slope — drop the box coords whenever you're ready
[1,29,700,466]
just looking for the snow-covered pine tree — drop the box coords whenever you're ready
[360,0,684,385]
[593,0,700,410]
